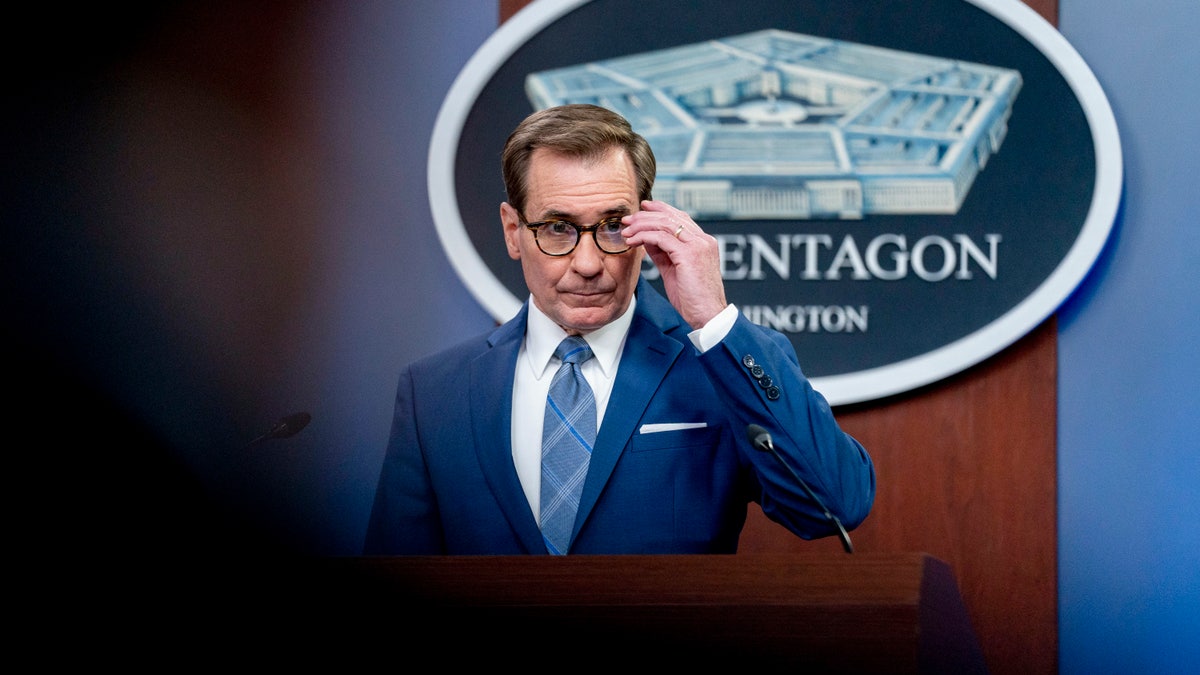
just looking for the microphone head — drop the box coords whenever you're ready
[746,424,772,451]
[275,412,312,438]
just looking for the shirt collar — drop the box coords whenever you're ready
[524,294,636,380]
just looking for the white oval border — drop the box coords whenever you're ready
[428,0,1122,406]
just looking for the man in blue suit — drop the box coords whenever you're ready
[364,104,875,555]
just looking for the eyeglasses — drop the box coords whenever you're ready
[521,215,631,256]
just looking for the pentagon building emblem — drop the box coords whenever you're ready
[430,1,1121,405]
[525,29,1022,221]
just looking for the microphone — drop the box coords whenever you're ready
[244,412,312,449]
[746,424,854,553]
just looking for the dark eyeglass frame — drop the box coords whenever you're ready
[521,215,631,256]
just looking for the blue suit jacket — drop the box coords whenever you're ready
[364,279,874,554]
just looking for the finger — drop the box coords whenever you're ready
[623,220,687,249]
[624,203,703,247]
[640,201,696,237]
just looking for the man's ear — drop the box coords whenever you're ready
[500,202,522,261]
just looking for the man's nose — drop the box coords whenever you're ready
[570,233,605,274]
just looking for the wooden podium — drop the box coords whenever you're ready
[319,553,986,673]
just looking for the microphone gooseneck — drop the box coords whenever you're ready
[746,424,854,553]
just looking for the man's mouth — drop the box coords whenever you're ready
[563,288,611,301]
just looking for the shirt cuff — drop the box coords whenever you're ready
[687,304,738,353]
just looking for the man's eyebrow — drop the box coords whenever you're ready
[535,209,573,221]
[534,206,632,222]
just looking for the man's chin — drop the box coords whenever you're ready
[555,305,618,334]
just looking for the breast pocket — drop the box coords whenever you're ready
[629,424,720,452]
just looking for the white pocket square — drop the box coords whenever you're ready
[639,422,708,434]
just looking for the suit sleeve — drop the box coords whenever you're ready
[362,366,444,554]
[697,313,876,539]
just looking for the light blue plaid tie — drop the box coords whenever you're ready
[540,336,596,555]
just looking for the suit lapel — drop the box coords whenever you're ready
[573,281,687,541]
[475,282,691,552]
[470,309,546,553]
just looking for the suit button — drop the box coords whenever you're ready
[742,354,756,368]
[750,364,765,378]
[757,375,773,389]
[765,386,781,400]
